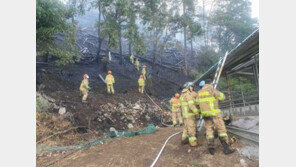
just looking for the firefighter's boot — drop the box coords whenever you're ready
[219,137,235,154]
[208,139,215,155]
[181,137,189,145]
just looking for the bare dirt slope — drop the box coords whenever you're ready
[38,127,258,167]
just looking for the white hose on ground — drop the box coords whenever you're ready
[145,92,173,127]
[150,131,182,167]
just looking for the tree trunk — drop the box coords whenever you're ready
[106,36,111,58]
[202,0,207,46]
[128,42,132,56]
[190,39,193,57]
[153,30,158,66]
[119,25,123,64]
[97,3,102,63]
[183,1,188,76]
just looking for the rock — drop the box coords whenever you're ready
[110,127,117,132]
[58,107,66,115]
[133,104,142,110]
[188,149,191,153]
[128,123,134,129]
[240,159,247,167]
[145,115,151,121]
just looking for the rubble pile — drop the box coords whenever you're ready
[94,100,166,131]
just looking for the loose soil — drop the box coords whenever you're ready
[37,127,259,167]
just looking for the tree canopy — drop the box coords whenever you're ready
[36,0,82,66]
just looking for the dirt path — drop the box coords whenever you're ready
[40,127,258,167]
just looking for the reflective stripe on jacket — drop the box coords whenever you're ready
[169,97,181,112]
[138,78,145,86]
[80,79,89,91]
[180,91,195,118]
[105,74,115,85]
[196,84,225,117]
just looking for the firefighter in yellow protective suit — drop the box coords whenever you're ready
[130,54,134,64]
[180,87,199,147]
[142,65,147,80]
[138,75,145,94]
[135,58,140,71]
[80,74,90,103]
[105,70,115,94]
[169,93,183,126]
[197,79,234,155]
[189,85,198,100]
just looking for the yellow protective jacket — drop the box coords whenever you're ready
[142,68,146,75]
[80,79,89,91]
[180,89,196,118]
[105,74,115,85]
[190,91,198,103]
[135,60,139,66]
[138,78,145,86]
[196,84,225,117]
[169,97,181,112]
[184,91,199,116]
[130,55,134,60]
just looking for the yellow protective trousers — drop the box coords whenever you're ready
[172,111,183,125]
[204,113,228,146]
[139,85,145,94]
[182,116,197,147]
[107,84,114,94]
[81,89,88,101]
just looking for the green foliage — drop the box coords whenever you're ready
[194,46,220,73]
[36,0,81,66]
[218,76,256,93]
[36,98,42,111]
[188,69,202,81]
[188,22,204,41]
[133,34,147,56]
[210,0,258,53]
[98,0,132,51]
[101,15,119,49]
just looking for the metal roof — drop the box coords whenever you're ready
[193,28,259,85]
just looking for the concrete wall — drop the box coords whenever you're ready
[222,104,259,116]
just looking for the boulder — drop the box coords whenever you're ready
[58,107,66,115]
[127,123,134,129]
[133,104,142,110]
[110,127,117,132]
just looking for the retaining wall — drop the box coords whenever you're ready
[222,104,259,116]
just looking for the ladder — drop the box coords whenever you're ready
[197,51,229,133]
[213,51,229,89]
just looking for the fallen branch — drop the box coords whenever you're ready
[37,126,86,144]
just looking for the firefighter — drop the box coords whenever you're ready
[188,84,198,104]
[130,54,134,64]
[169,93,183,126]
[142,65,147,80]
[180,87,198,147]
[80,74,90,103]
[105,70,115,94]
[138,75,145,94]
[135,58,140,71]
[196,79,235,155]
[199,80,205,90]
